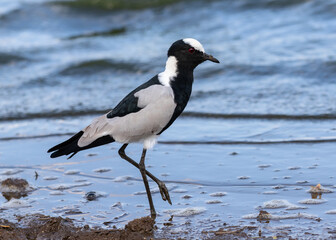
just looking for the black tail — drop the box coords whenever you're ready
[48,131,115,159]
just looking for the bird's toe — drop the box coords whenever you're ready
[158,182,172,205]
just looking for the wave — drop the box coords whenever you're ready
[2,110,336,122]
[2,132,336,145]
[63,27,126,40]
[0,53,26,65]
[233,0,310,10]
[159,138,336,145]
[59,59,148,76]
[183,112,336,120]
[53,0,184,11]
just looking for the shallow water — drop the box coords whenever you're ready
[1,0,336,238]
[1,116,336,238]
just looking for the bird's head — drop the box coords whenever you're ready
[167,38,220,70]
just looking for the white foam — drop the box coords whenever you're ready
[0,199,31,209]
[272,225,293,230]
[48,183,73,190]
[206,200,222,204]
[262,199,290,208]
[1,169,23,176]
[298,199,327,204]
[243,212,319,221]
[242,213,258,219]
[262,199,306,210]
[262,191,277,195]
[325,209,336,214]
[113,176,132,182]
[172,188,188,193]
[50,191,65,196]
[209,192,227,197]
[286,204,307,210]
[111,202,123,210]
[164,207,206,217]
[48,182,92,190]
[64,169,80,175]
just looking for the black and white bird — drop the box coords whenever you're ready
[48,38,219,219]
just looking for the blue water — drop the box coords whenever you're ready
[1,0,336,238]
[1,0,336,120]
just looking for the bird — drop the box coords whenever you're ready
[48,38,219,219]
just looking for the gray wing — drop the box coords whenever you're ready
[77,85,176,147]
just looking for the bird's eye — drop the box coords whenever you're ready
[188,47,195,54]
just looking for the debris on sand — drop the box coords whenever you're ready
[0,214,155,240]
[124,216,155,235]
[0,178,34,201]
[308,183,333,199]
[257,210,271,222]
[209,192,227,197]
[203,225,254,238]
[84,191,107,201]
[243,211,321,222]
[0,178,31,193]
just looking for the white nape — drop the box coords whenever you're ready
[158,56,178,87]
[183,38,205,53]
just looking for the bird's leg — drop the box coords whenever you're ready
[118,144,171,204]
[138,148,157,219]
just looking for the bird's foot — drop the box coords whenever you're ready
[158,181,172,205]
[150,210,157,219]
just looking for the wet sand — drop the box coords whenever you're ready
[1,116,336,239]
[0,213,260,240]
[0,214,155,240]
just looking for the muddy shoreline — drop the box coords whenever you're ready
[0,214,156,240]
[0,214,260,240]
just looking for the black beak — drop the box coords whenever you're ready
[203,53,220,63]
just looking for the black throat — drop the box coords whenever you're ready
[170,62,194,108]
[157,61,195,135]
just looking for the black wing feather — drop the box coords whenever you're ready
[107,75,161,118]
[49,131,114,158]
[48,131,84,153]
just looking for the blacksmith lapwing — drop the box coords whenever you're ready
[48,38,219,219]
